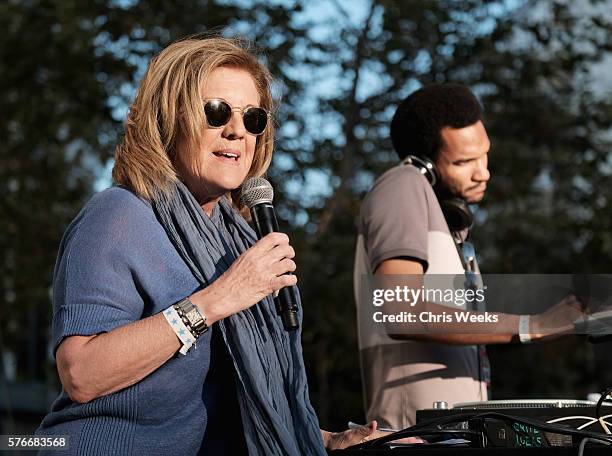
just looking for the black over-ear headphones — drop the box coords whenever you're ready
[403,155,474,232]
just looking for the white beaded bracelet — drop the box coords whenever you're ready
[163,305,196,355]
[519,314,532,344]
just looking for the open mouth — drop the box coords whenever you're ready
[213,151,239,162]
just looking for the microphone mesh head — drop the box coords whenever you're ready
[240,177,274,208]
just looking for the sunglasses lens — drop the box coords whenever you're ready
[204,100,231,127]
[243,107,268,135]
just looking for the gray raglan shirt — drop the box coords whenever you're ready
[354,164,487,429]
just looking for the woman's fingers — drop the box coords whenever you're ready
[255,232,289,252]
[355,421,377,441]
[270,258,297,276]
[270,243,295,261]
[269,272,298,292]
[218,232,298,304]
[260,241,294,264]
[251,232,297,280]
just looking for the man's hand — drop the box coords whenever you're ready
[530,293,585,341]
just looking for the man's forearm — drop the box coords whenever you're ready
[394,331,516,345]
[384,300,520,345]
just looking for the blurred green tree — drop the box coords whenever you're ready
[1,0,134,384]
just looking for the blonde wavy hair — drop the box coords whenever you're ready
[112,36,275,210]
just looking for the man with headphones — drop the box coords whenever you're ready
[353,84,582,429]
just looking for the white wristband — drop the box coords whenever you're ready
[519,314,531,344]
[163,305,196,355]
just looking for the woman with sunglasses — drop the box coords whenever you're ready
[35,36,392,455]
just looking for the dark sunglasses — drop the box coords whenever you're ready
[203,98,271,136]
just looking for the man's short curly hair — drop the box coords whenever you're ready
[390,84,483,161]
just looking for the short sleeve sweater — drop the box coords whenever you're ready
[36,186,246,455]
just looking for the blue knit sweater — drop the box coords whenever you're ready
[36,187,246,455]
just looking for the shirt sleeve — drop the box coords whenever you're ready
[51,189,151,354]
[360,166,430,272]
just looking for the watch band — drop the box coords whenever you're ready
[174,297,209,338]
[519,314,531,344]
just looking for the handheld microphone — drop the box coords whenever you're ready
[240,177,299,331]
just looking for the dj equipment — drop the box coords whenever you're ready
[416,400,612,449]
[335,399,612,454]
[403,155,473,231]
[335,447,612,455]
[576,309,612,342]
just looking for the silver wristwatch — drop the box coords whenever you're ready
[174,298,209,338]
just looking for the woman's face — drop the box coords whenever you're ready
[176,66,260,209]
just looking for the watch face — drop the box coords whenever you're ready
[186,308,199,323]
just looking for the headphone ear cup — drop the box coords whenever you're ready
[403,155,473,231]
[440,198,474,231]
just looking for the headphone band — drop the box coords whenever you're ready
[403,155,438,187]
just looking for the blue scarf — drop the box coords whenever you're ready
[153,182,326,455]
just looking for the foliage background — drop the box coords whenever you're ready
[1,0,612,431]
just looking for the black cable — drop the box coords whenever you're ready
[577,437,612,456]
[595,386,612,425]
[357,411,612,449]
